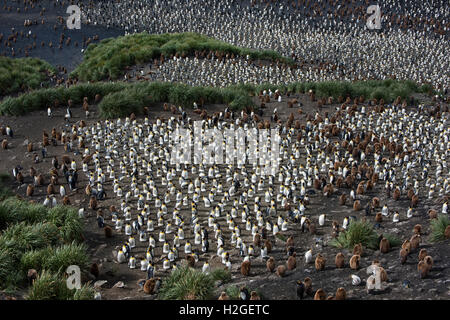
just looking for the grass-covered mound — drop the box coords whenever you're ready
[158,266,232,300]
[70,32,294,81]
[27,270,95,300]
[430,215,450,242]
[330,220,401,250]
[0,79,431,118]
[0,176,91,298]
[0,56,55,97]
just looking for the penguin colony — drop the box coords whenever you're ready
[1,0,449,300]
[2,1,449,91]
[83,0,448,91]
[5,92,448,299]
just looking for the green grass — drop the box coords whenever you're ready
[20,242,89,275]
[27,270,95,300]
[225,285,241,299]
[158,266,215,300]
[430,215,450,242]
[0,56,55,97]
[70,32,294,81]
[330,220,379,250]
[0,193,85,291]
[210,268,232,283]
[382,234,402,247]
[0,79,429,118]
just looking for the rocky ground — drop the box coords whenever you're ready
[1,91,449,300]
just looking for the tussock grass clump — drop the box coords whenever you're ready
[210,268,232,283]
[0,194,84,290]
[0,56,55,97]
[0,197,48,231]
[430,215,450,242]
[225,285,241,299]
[71,32,294,81]
[330,220,379,250]
[47,206,83,243]
[0,79,428,118]
[20,242,89,275]
[0,82,127,116]
[27,270,95,300]
[158,266,215,300]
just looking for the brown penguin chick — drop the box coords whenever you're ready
[445,225,450,239]
[402,240,411,252]
[375,212,383,223]
[335,253,345,268]
[423,256,433,271]
[276,265,286,277]
[16,172,24,184]
[303,277,313,296]
[400,248,409,264]
[353,200,361,211]
[266,257,276,272]
[335,287,346,300]
[47,184,54,195]
[393,188,401,200]
[27,142,33,152]
[264,239,272,253]
[27,269,37,285]
[323,184,334,196]
[104,226,113,238]
[287,253,297,270]
[379,238,390,253]
[372,197,380,208]
[418,249,428,261]
[428,209,437,220]
[89,196,97,210]
[339,194,347,205]
[1,139,8,149]
[62,195,70,205]
[356,182,365,195]
[308,222,316,235]
[413,224,422,235]
[250,291,260,300]
[286,235,294,248]
[314,288,326,300]
[353,243,363,256]
[349,254,360,270]
[241,260,251,276]
[411,194,419,207]
[36,174,44,186]
[379,267,388,282]
[410,234,421,250]
[143,278,160,294]
[218,292,229,300]
[253,233,261,247]
[185,254,195,268]
[315,254,326,271]
[26,184,34,196]
[90,263,99,278]
[417,261,429,279]
[85,184,92,196]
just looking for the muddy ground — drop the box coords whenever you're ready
[0,90,449,300]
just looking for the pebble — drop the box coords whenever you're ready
[94,280,107,289]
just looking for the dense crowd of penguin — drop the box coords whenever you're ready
[0,0,449,300]
[83,0,449,91]
[4,92,448,299]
